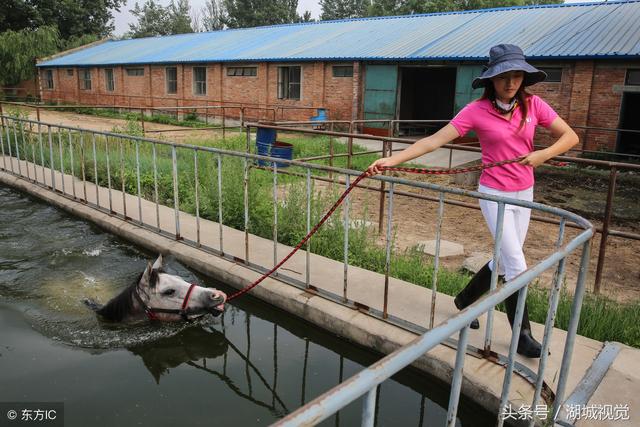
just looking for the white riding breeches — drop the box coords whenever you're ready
[477,184,534,282]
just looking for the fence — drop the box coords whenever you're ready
[0,115,594,426]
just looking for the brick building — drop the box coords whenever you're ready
[37,1,640,154]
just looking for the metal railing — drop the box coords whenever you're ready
[0,115,594,426]
[257,122,640,294]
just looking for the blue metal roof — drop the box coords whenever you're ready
[38,1,640,67]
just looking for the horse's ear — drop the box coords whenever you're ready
[139,261,159,289]
[152,254,163,271]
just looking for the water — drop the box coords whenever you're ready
[0,185,496,426]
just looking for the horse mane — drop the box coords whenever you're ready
[96,272,143,322]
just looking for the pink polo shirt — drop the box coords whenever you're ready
[450,95,558,191]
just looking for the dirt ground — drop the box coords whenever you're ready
[13,108,640,303]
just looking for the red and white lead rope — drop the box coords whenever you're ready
[226,156,565,302]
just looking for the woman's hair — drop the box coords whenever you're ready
[480,83,531,131]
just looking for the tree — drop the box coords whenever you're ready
[126,0,195,38]
[0,25,59,86]
[223,0,299,29]
[320,0,368,20]
[368,0,563,17]
[298,11,314,22]
[168,0,194,34]
[202,0,227,31]
[0,0,126,40]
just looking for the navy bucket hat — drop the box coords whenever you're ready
[472,44,547,90]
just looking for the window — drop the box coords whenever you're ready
[193,67,206,95]
[227,67,257,77]
[81,69,92,90]
[166,67,177,94]
[539,67,562,83]
[332,66,353,77]
[44,69,54,89]
[66,69,74,77]
[105,69,114,92]
[626,69,640,86]
[126,68,145,76]
[277,66,301,100]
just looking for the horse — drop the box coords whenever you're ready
[84,255,226,322]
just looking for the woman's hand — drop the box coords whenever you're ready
[519,150,550,168]
[366,157,396,176]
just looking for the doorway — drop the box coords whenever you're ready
[616,92,640,156]
[398,67,456,136]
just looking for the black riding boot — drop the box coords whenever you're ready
[504,292,542,358]
[454,262,493,329]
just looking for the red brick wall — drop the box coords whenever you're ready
[38,60,637,153]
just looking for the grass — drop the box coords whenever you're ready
[2,123,639,348]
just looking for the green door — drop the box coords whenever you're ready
[454,65,485,114]
[364,65,398,133]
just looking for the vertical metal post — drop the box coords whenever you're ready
[5,121,13,173]
[446,326,470,427]
[529,220,567,427]
[553,241,591,421]
[484,202,505,352]
[0,121,5,171]
[48,127,55,190]
[383,182,394,319]
[329,122,334,181]
[172,145,181,239]
[92,134,99,208]
[430,192,445,329]
[68,129,76,198]
[194,149,201,245]
[120,138,126,218]
[136,141,142,223]
[38,122,45,182]
[80,132,87,201]
[306,168,311,288]
[20,121,30,180]
[57,130,64,194]
[347,122,354,169]
[140,108,145,136]
[497,285,529,427]
[244,156,249,264]
[217,154,224,254]
[273,163,278,270]
[361,387,377,427]
[106,136,113,212]
[30,128,37,181]
[377,140,388,235]
[13,121,22,177]
[343,174,350,301]
[152,143,160,230]
[594,166,617,294]
[222,107,226,140]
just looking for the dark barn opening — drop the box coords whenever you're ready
[616,92,640,157]
[398,67,456,136]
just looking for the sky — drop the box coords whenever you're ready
[113,0,323,35]
[112,0,598,36]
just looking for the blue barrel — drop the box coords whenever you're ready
[256,140,272,167]
[255,141,293,168]
[271,142,293,168]
[256,127,277,145]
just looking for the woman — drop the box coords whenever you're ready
[367,44,578,358]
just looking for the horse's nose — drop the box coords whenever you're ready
[212,290,227,303]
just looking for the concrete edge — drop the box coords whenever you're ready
[1,171,538,419]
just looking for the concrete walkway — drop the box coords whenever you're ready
[1,155,637,426]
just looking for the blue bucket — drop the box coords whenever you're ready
[256,127,277,145]
[271,142,293,168]
[255,141,293,168]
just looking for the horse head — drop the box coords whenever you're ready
[91,255,227,322]
[136,255,227,322]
